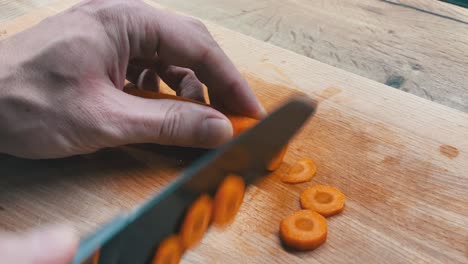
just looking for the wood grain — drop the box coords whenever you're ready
[152,0,468,113]
[0,0,58,23]
[2,0,468,112]
[1,1,468,263]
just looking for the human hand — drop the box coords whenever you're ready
[0,0,265,159]
[0,225,78,264]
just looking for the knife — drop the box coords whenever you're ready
[73,97,317,264]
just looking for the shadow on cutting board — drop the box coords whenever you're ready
[0,144,207,234]
[0,144,205,190]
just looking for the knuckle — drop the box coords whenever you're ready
[224,77,246,99]
[197,40,218,65]
[180,75,203,94]
[184,70,199,84]
[186,17,208,31]
[159,103,185,144]
[185,17,219,51]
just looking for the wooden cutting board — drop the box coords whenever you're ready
[1,1,467,263]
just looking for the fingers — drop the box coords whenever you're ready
[126,64,160,91]
[125,64,145,86]
[0,225,78,264]
[156,65,206,102]
[127,62,205,102]
[116,2,266,118]
[98,89,233,149]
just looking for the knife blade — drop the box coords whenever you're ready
[73,97,317,264]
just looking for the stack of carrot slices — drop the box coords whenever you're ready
[279,158,345,251]
[152,174,246,264]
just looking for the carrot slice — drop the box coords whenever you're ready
[152,235,184,264]
[267,145,289,171]
[281,158,317,183]
[124,85,207,106]
[224,114,259,137]
[300,185,345,217]
[123,87,288,170]
[179,194,213,249]
[212,175,246,227]
[225,114,288,171]
[280,210,327,250]
[92,249,99,264]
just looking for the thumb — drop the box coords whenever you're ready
[0,225,78,264]
[104,91,233,148]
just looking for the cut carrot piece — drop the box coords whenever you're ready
[212,175,246,227]
[124,85,207,106]
[123,87,289,170]
[280,210,327,251]
[300,185,345,217]
[266,145,288,171]
[179,194,213,249]
[224,115,287,170]
[92,249,99,264]
[281,158,317,183]
[152,235,184,264]
[224,114,259,137]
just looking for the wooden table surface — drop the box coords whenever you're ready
[1,1,468,263]
[1,0,468,113]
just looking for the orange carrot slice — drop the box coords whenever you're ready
[225,114,288,170]
[92,249,99,264]
[300,185,345,217]
[152,235,184,264]
[179,194,213,249]
[124,85,207,106]
[280,210,327,250]
[266,145,288,171]
[224,114,259,137]
[281,158,317,183]
[212,175,246,227]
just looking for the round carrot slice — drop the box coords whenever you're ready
[179,194,213,249]
[280,210,327,250]
[152,235,184,264]
[300,185,345,217]
[281,158,317,183]
[212,175,246,227]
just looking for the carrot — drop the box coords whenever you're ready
[92,249,99,264]
[281,158,317,183]
[300,185,345,217]
[123,86,288,170]
[223,114,259,137]
[124,85,207,107]
[280,210,327,250]
[152,235,184,264]
[224,114,288,170]
[179,194,213,249]
[124,86,255,136]
[266,145,288,171]
[212,175,246,227]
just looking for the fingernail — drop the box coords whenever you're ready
[200,118,233,147]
